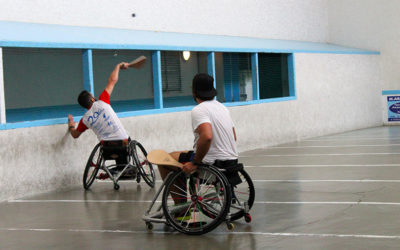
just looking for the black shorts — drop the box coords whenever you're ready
[178,151,195,163]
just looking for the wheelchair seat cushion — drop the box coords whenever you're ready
[213,159,243,186]
[101,140,129,160]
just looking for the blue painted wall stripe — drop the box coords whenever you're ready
[251,53,260,100]
[152,51,163,109]
[382,90,400,95]
[0,21,380,55]
[82,49,94,95]
[0,96,297,130]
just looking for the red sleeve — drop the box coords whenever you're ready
[99,90,110,104]
[77,119,88,133]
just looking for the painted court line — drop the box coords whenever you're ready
[244,164,400,168]
[307,135,400,139]
[270,143,400,149]
[1,227,400,240]
[8,200,400,206]
[240,152,400,157]
[252,179,400,183]
[304,137,400,142]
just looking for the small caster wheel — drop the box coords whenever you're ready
[227,222,235,231]
[136,175,141,183]
[146,222,153,230]
[114,184,120,190]
[244,213,252,223]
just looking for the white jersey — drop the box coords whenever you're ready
[191,100,238,164]
[78,91,128,141]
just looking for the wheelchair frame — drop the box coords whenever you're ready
[83,140,156,190]
[142,164,254,235]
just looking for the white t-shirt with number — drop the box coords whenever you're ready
[77,91,128,141]
[191,100,238,164]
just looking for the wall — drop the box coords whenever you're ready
[0,0,387,200]
[0,53,381,201]
[0,0,329,42]
[328,0,400,124]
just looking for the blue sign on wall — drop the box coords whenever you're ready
[388,96,400,121]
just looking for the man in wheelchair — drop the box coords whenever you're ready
[67,62,134,178]
[157,73,241,213]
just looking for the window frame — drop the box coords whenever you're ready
[0,48,296,130]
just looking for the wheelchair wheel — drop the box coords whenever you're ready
[229,169,255,221]
[162,166,232,235]
[132,141,156,188]
[83,143,102,190]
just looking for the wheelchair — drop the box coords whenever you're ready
[83,139,156,190]
[142,163,254,235]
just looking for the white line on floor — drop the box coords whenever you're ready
[244,164,400,168]
[255,201,400,205]
[304,137,400,142]
[1,227,400,239]
[7,200,156,203]
[240,152,400,157]
[269,144,400,149]
[7,200,400,206]
[252,179,400,183]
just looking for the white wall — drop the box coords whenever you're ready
[0,0,387,200]
[328,0,400,124]
[0,0,329,42]
[0,53,381,201]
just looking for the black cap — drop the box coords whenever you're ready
[192,73,217,99]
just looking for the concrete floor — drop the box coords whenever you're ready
[1,126,400,249]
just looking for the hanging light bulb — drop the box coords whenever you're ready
[182,51,191,61]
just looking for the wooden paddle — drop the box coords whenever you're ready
[147,150,183,168]
[127,55,147,69]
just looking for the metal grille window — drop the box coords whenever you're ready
[215,52,252,103]
[161,51,182,92]
[258,53,290,99]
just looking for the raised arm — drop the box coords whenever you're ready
[104,62,129,96]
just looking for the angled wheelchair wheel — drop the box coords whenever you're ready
[229,169,255,221]
[83,143,102,190]
[131,141,156,188]
[162,166,232,235]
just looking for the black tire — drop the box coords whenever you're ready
[162,166,232,235]
[83,143,102,190]
[229,169,255,221]
[132,141,156,188]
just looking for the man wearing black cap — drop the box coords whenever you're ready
[158,73,238,179]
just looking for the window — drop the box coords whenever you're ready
[92,49,154,112]
[215,52,253,103]
[3,48,84,122]
[161,51,208,108]
[0,47,295,129]
[258,53,290,99]
[161,51,182,92]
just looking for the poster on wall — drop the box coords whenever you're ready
[387,96,400,121]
